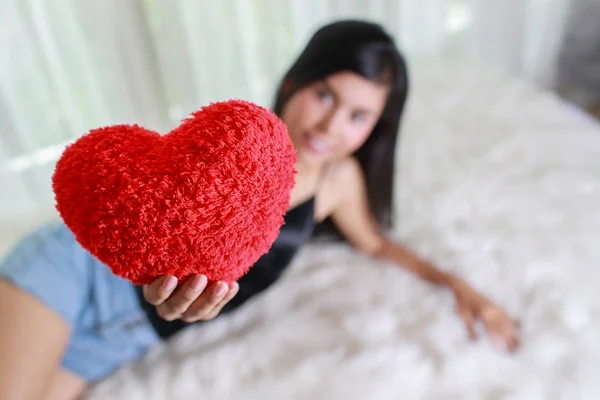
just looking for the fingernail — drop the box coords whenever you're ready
[214,282,227,296]
[162,276,177,291]
[191,275,207,292]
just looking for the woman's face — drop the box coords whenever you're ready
[280,71,390,168]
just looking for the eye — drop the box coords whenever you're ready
[351,111,368,122]
[316,88,333,102]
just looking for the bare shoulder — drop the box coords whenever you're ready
[314,157,364,221]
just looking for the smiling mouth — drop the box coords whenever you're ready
[304,134,331,155]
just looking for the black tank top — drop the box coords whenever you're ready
[135,197,317,339]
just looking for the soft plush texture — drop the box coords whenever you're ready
[41,63,600,399]
[52,100,296,285]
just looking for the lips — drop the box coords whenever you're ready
[304,134,332,155]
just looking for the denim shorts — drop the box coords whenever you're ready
[0,221,160,382]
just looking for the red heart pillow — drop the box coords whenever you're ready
[52,100,296,285]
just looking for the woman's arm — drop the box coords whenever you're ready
[326,158,450,283]
[327,157,519,351]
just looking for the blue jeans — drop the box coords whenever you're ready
[0,221,160,382]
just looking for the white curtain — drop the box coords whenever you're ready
[0,0,574,220]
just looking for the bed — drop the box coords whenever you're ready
[5,62,600,399]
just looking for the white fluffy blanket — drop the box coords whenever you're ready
[81,64,600,399]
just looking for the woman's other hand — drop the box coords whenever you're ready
[451,278,520,352]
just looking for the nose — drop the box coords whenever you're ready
[315,107,344,137]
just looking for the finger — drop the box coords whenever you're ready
[487,320,519,353]
[507,334,520,352]
[490,334,508,352]
[157,275,207,321]
[491,329,519,353]
[204,282,239,320]
[507,321,521,352]
[457,302,478,340]
[181,281,229,322]
[482,309,521,352]
[143,275,178,305]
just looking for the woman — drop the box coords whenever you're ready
[0,20,518,400]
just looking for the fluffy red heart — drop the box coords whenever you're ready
[52,100,296,285]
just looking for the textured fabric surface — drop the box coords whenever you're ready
[52,100,296,285]
[64,64,600,399]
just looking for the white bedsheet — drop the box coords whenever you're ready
[65,63,600,399]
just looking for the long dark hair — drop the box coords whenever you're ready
[273,20,409,233]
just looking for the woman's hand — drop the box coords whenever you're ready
[143,275,239,322]
[450,278,520,352]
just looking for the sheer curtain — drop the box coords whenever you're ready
[0,0,574,220]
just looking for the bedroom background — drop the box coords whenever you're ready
[2,1,600,398]
[0,0,597,222]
